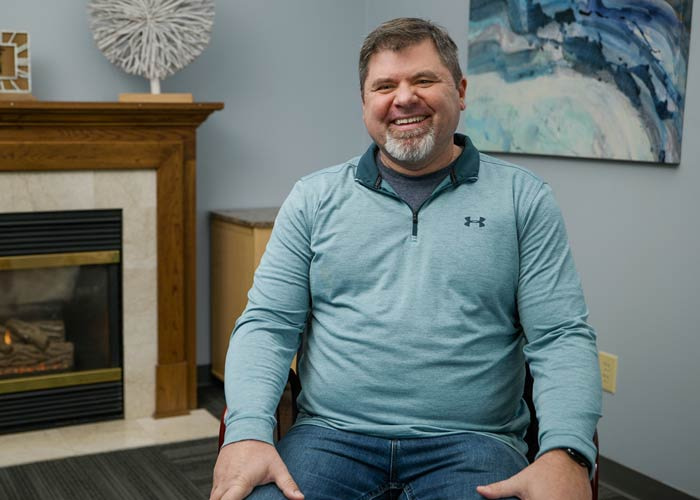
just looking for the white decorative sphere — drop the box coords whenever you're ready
[88,0,214,85]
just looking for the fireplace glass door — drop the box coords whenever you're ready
[0,210,123,433]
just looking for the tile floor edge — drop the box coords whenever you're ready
[0,410,218,468]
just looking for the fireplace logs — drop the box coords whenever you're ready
[0,319,74,376]
[7,319,52,350]
[0,338,11,355]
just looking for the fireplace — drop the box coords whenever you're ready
[0,209,123,433]
[0,101,222,417]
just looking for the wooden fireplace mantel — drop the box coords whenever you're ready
[0,101,223,417]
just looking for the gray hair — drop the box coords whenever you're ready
[359,18,462,95]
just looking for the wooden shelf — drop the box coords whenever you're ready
[0,101,222,126]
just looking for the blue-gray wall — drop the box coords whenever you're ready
[4,1,700,496]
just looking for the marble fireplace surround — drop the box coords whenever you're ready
[0,170,158,419]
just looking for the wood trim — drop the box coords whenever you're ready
[184,156,198,409]
[0,141,174,170]
[0,101,222,127]
[156,144,185,367]
[0,102,222,417]
[155,145,187,414]
[156,361,189,417]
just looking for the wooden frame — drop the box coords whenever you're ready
[0,31,30,94]
[0,101,223,417]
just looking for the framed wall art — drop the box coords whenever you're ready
[0,31,31,95]
[466,1,693,164]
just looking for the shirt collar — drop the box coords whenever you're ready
[355,133,480,187]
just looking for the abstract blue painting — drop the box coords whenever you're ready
[466,0,693,163]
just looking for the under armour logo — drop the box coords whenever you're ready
[464,217,486,227]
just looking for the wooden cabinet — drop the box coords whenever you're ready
[210,208,278,381]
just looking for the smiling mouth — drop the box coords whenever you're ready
[393,116,428,125]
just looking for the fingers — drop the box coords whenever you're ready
[277,480,304,500]
[476,478,520,499]
[212,477,253,500]
[270,459,304,500]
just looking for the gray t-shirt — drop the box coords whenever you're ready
[376,155,455,212]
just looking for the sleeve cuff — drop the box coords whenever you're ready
[222,416,275,447]
[537,433,598,480]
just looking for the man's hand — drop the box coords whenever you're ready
[210,440,304,500]
[476,449,591,500]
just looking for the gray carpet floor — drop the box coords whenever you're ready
[0,437,218,500]
[0,382,632,500]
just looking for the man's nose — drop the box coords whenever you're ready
[393,82,419,106]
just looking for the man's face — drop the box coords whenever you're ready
[362,39,466,174]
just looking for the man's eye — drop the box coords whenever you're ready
[416,79,433,85]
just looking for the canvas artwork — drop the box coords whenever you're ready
[466,0,693,164]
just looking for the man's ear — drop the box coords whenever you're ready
[459,77,467,110]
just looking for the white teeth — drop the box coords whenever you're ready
[394,116,426,125]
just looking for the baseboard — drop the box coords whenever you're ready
[600,456,698,500]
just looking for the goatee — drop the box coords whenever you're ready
[384,126,436,165]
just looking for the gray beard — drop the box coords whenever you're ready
[383,126,436,166]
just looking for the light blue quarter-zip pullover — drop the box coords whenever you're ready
[224,134,602,468]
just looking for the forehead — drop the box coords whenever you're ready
[365,39,449,80]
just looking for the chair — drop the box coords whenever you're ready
[218,367,599,499]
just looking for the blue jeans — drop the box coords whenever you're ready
[247,424,527,500]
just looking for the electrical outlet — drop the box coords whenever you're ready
[599,351,618,393]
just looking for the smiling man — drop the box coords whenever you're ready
[361,37,465,175]
[211,18,601,500]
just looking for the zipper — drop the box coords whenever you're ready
[357,176,457,240]
[409,182,455,238]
